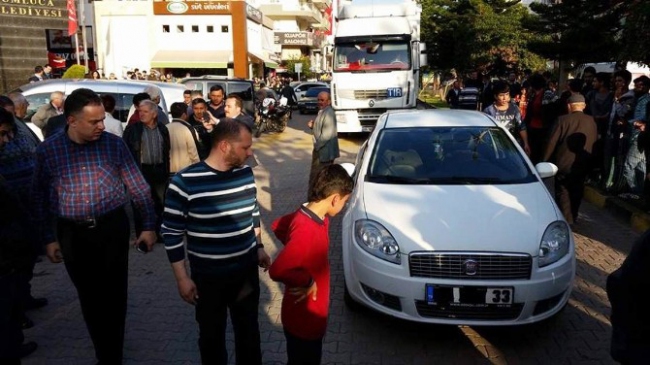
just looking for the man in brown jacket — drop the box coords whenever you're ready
[543,93,598,225]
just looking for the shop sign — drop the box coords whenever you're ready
[0,0,64,18]
[274,32,313,46]
[246,4,262,24]
[154,0,231,15]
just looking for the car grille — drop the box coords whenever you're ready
[409,252,532,280]
[338,89,388,100]
[415,300,524,320]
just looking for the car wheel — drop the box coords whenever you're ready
[343,281,365,312]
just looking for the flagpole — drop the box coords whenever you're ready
[80,0,88,71]
[75,33,80,65]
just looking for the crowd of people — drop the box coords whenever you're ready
[1,75,343,364]
[446,67,650,224]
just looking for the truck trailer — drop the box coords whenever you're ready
[331,0,427,133]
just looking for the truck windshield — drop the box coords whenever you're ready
[334,41,410,72]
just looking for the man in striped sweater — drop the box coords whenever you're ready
[162,118,271,365]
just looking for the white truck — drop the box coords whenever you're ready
[331,0,427,133]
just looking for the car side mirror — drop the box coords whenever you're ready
[535,162,558,179]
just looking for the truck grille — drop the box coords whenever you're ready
[338,89,389,100]
[409,252,532,280]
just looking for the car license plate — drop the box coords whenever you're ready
[387,87,402,98]
[425,285,513,306]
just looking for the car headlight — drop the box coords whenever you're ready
[538,221,570,267]
[354,219,401,264]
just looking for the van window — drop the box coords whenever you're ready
[24,93,52,121]
[228,82,253,102]
[96,92,134,124]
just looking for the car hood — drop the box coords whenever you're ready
[360,182,560,255]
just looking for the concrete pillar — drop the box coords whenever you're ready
[231,1,248,79]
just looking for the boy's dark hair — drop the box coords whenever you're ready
[209,84,225,94]
[211,117,252,146]
[634,75,650,88]
[191,98,207,107]
[170,102,187,118]
[492,81,510,98]
[183,89,192,96]
[100,94,116,113]
[132,92,151,107]
[614,70,632,85]
[34,65,43,73]
[64,88,102,118]
[308,164,354,203]
[595,72,611,89]
[583,66,596,75]
[568,78,583,93]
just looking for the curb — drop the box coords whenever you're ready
[583,185,650,233]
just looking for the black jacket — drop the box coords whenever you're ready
[0,176,33,276]
[122,121,171,175]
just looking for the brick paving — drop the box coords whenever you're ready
[22,114,638,364]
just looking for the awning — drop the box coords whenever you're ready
[248,52,279,69]
[151,50,231,68]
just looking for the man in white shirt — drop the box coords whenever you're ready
[100,95,124,137]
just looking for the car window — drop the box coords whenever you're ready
[367,127,535,184]
[228,82,253,102]
[182,81,205,95]
[24,93,52,121]
[96,92,134,124]
[304,87,330,98]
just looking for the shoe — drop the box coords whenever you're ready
[21,315,34,329]
[24,297,48,310]
[18,341,37,358]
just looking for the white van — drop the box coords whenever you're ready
[574,62,650,88]
[12,79,187,139]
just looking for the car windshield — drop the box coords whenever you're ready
[334,41,410,72]
[366,127,536,185]
[305,87,330,98]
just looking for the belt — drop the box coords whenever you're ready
[59,207,124,229]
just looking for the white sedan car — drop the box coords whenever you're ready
[342,109,575,326]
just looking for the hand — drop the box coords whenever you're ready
[46,241,63,263]
[134,230,156,252]
[307,120,314,129]
[257,247,271,271]
[289,281,317,303]
[523,144,531,156]
[177,276,198,305]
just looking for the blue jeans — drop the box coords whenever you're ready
[623,139,646,194]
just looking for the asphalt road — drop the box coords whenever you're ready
[23,111,637,364]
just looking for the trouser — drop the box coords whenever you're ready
[527,127,549,165]
[309,149,334,192]
[0,272,24,364]
[193,266,262,365]
[57,207,130,365]
[555,173,586,224]
[623,139,645,194]
[284,329,323,365]
[134,163,168,236]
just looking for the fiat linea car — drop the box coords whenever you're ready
[341,109,575,326]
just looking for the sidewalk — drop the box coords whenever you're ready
[583,184,650,233]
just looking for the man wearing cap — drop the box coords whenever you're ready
[144,85,170,125]
[543,93,597,226]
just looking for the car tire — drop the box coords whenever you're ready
[343,281,365,312]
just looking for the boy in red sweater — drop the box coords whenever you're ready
[269,164,354,365]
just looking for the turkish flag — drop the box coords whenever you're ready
[67,0,77,36]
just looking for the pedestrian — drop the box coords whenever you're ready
[162,118,271,365]
[269,164,354,365]
[28,66,44,83]
[445,80,461,109]
[144,85,170,125]
[280,80,298,119]
[123,99,171,240]
[31,91,64,131]
[30,88,157,365]
[207,84,226,120]
[126,92,151,126]
[307,91,339,190]
[166,101,200,176]
[606,228,650,364]
[482,81,530,155]
[224,94,258,168]
[100,94,124,137]
[542,93,597,225]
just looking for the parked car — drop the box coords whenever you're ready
[179,76,256,117]
[13,79,186,137]
[293,81,328,101]
[341,109,575,326]
[297,87,330,114]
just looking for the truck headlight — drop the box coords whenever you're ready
[354,219,401,264]
[538,221,570,267]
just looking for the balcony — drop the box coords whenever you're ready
[310,0,332,11]
[258,0,323,25]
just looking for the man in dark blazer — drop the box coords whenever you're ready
[543,93,597,225]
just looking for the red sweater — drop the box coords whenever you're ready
[269,206,330,340]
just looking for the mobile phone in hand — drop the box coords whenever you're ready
[136,242,149,253]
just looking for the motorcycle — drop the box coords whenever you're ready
[254,97,290,138]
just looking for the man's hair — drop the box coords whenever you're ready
[595,72,611,89]
[492,81,510,98]
[568,78,583,93]
[44,64,51,69]
[615,70,633,85]
[0,95,14,109]
[139,100,158,114]
[101,94,116,113]
[132,92,151,107]
[170,102,187,118]
[144,85,162,100]
[583,66,596,75]
[190,90,203,98]
[191,98,207,107]
[183,89,192,96]
[64,88,102,118]
[211,117,251,146]
[308,164,354,202]
[209,85,225,94]
[7,92,27,108]
[634,75,650,88]
[259,82,266,88]
[0,107,15,129]
[226,94,243,110]
[34,65,43,73]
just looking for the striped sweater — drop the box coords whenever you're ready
[162,161,261,276]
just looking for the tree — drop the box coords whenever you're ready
[282,56,313,81]
[62,65,86,79]
[617,0,650,66]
